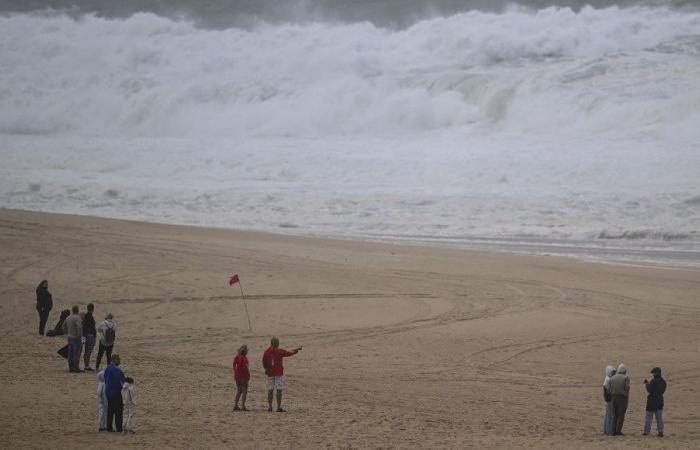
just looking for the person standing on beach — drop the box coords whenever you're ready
[602,365,616,436]
[35,280,53,336]
[233,344,250,411]
[62,305,83,373]
[643,367,667,437]
[104,354,125,432]
[97,369,108,431]
[96,313,116,371]
[82,303,97,371]
[609,363,631,436]
[262,337,301,412]
[121,376,137,434]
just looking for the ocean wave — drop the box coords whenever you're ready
[596,230,699,241]
[1,7,699,138]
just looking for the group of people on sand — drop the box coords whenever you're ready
[233,337,302,412]
[35,280,136,434]
[36,280,116,372]
[603,363,667,437]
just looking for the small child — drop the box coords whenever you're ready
[121,377,136,434]
[97,370,107,431]
[233,344,250,411]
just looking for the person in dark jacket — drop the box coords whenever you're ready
[83,303,97,371]
[46,309,70,337]
[35,280,53,335]
[643,367,667,437]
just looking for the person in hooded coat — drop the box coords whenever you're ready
[35,280,53,335]
[643,367,667,437]
[602,365,616,436]
[609,363,631,436]
[121,377,136,434]
[97,370,108,431]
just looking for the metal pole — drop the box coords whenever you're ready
[239,281,252,332]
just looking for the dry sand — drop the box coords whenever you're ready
[1,208,699,449]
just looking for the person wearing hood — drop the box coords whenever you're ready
[96,313,117,371]
[602,365,616,436]
[121,377,136,434]
[643,367,667,437]
[35,280,53,336]
[609,363,631,436]
[97,370,108,431]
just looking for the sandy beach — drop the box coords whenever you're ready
[1,208,699,449]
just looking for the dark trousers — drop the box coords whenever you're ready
[107,393,123,432]
[37,308,50,335]
[96,343,113,370]
[612,394,628,435]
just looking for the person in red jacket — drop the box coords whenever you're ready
[233,344,250,411]
[262,336,302,412]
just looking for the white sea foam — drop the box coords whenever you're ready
[1,7,699,263]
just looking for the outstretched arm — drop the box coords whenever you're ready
[281,346,303,357]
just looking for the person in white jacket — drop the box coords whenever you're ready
[97,370,107,431]
[95,314,117,371]
[121,377,136,434]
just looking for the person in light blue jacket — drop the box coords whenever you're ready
[602,365,616,435]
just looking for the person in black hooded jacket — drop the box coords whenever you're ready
[644,367,667,437]
[35,280,53,335]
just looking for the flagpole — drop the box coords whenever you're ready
[239,281,252,332]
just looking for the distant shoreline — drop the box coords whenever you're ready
[3,207,698,270]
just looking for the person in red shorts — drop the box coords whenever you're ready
[233,344,250,411]
[262,337,302,412]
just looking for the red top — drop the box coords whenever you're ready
[262,346,298,377]
[233,354,250,381]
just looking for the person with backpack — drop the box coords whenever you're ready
[96,313,117,371]
[262,337,301,412]
[35,280,53,335]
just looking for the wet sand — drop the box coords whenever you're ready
[1,208,699,449]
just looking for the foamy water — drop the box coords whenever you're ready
[1,2,699,265]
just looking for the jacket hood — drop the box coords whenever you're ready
[97,370,105,382]
[604,365,615,387]
[617,363,627,375]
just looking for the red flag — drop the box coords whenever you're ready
[229,274,240,286]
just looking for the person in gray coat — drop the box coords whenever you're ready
[62,305,83,373]
[609,363,631,436]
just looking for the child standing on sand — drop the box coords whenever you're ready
[233,345,250,411]
[121,377,136,434]
[97,370,107,431]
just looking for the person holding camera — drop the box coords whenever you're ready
[643,367,667,437]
